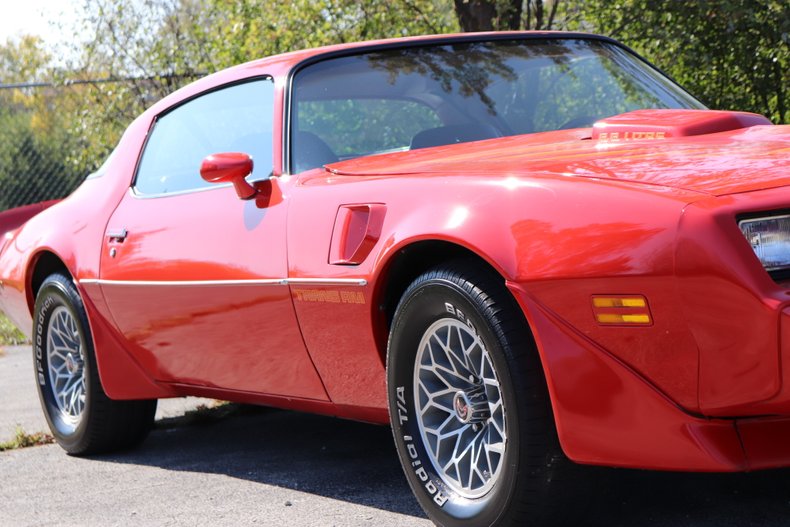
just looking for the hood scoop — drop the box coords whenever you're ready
[592,109,772,143]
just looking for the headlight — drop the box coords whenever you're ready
[739,214,790,271]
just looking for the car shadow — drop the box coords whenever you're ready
[588,465,790,527]
[96,405,427,519]
[93,405,790,526]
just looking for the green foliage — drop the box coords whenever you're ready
[0,108,83,210]
[450,1,787,123]
[45,0,459,188]
[452,1,579,31]
[0,427,54,451]
[577,0,789,123]
[0,312,27,346]
[1,0,787,212]
[189,0,457,71]
[0,35,50,83]
[299,99,442,156]
[0,37,86,210]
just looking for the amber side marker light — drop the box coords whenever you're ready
[592,295,652,326]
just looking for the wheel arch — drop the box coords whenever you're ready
[27,250,73,314]
[369,237,597,464]
[27,246,175,401]
[371,238,537,368]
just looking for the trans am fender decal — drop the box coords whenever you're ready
[292,288,366,304]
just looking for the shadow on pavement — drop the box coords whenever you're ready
[91,405,790,526]
[95,405,427,519]
[588,465,790,527]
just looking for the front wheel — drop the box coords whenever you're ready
[387,261,580,527]
[34,273,156,455]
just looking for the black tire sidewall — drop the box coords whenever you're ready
[388,277,520,527]
[33,274,94,451]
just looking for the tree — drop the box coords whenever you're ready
[3,0,786,212]
[452,1,570,31]
[0,37,83,209]
[577,0,788,123]
[168,0,459,72]
[56,0,459,170]
[1,0,461,210]
[449,1,787,123]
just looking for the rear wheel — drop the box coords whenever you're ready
[387,260,580,527]
[34,273,156,455]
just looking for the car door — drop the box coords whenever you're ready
[97,78,328,400]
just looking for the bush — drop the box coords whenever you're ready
[0,312,27,346]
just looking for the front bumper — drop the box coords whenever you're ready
[676,187,790,416]
[510,281,790,472]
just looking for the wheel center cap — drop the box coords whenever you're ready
[65,354,81,375]
[453,385,490,424]
[453,392,472,423]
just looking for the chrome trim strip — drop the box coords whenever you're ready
[286,278,368,286]
[80,277,367,287]
[80,278,286,287]
[129,183,230,200]
[128,175,275,200]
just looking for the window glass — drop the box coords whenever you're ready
[297,99,441,157]
[292,39,704,171]
[135,79,274,195]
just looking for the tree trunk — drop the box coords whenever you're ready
[501,0,523,30]
[453,0,497,32]
[453,0,561,32]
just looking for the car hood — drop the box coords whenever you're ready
[325,110,789,197]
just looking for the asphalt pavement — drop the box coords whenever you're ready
[0,345,430,527]
[0,345,218,444]
[3,345,790,526]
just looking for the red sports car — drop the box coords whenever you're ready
[1,31,788,526]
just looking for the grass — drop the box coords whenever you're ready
[0,312,27,347]
[0,427,55,452]
[0,403,248,452]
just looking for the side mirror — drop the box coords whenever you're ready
[200,152,257,200]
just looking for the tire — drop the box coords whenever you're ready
[33,273,157,455]
[387,260,580,527]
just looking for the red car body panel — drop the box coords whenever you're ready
[96,186,329,401]
[2,32,790,472]
[329,122,786,196]
[0,200,61,239]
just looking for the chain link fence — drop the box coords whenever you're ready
[0,76,198,213]
[0,83,86,211]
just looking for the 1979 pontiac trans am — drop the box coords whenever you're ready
[1,32,788,526]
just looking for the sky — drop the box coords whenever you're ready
[0,0,84,48]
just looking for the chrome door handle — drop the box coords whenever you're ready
[106,228,128,242]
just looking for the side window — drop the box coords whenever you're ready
[135,78,274,196]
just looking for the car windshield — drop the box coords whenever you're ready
[291,37,705,172]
